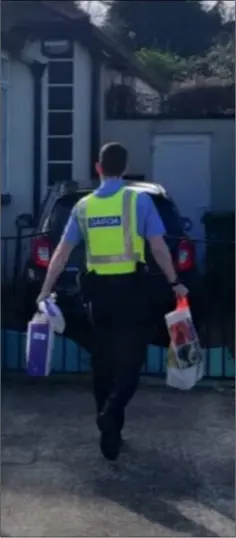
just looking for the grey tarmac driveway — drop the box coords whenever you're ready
[1,381,235,537]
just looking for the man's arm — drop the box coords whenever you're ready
[38,240,74,300]
[148,234,178,284]
[37,206,83,302]
[138,193,188,297]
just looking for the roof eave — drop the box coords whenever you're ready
[1,29,29,55]
[90,25,167,93]
[27,2,167,93]
[3,12,166,93]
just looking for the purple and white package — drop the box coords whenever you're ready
[26,313,54,376]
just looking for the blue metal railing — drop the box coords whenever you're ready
[1,233,235,379]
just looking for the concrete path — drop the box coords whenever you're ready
[1,381,235,537]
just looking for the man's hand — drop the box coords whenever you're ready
[36,291,57,307]
[36,291,50,306]
[172,283,189,299]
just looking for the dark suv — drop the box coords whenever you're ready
[22,181,201,348]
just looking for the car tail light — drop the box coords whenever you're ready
[31,236,51,268]
[177,239,195,271]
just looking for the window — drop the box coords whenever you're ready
[105,76,161,119]
[48,86,73,110]
[46,50,74,186]
[49,194,79,240]
[48,162,72,185]
[48,111,73,136]
[47,54,74,185]
[48,136,73,161]
[48,194,86,271]
[1,55,9,193]
[48,61,73,85]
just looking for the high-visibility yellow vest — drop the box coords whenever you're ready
[76,187,145,275]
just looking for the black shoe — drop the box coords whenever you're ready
[116,410,125,433]
[97,413,121,461]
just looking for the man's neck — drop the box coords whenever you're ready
[102,176,122,181]
[100,176,123,185]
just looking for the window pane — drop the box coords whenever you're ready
[49,195,85,270]
[48,61,73,85]
[48,112,73,136]
[49,194,78,239]
[48,86,73,110]
[48,137,73,161]
[48,162,72,185]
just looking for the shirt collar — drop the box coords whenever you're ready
[94,177,124,197]
[101,177,124,186]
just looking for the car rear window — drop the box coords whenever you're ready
[48,194,85,271]
[145,194,185,272]
[42,190,184,272]
[47,192,184,240]
[152,194,184,237]
[48,194,80,240]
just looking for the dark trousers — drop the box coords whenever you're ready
[81,270,150,431]
[92,325,148,432]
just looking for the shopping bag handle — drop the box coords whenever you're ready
[177,297,189,310]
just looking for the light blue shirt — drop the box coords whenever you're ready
[61,179,166,245]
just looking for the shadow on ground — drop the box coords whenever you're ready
[1,381,235,537]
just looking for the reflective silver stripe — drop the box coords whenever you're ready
[77,199,88,241]
[78,188,140,264]
[88,252,140,263]
[122,188,133,258]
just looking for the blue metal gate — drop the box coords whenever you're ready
[1,233,235,379]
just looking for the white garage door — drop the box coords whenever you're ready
[152,134,211,263]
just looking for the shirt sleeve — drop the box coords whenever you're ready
[137,192,166,239]
[60,205,84,246]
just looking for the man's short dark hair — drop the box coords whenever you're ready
[99,142,128,177]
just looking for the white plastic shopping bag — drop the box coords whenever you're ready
[26,313,54,376]
[165,298,204,390]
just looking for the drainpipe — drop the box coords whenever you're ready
[90,55,101,187]
[29,61,46,221]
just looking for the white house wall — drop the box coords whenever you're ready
[102,118,235,210]
[2,58,34,237]
[3,39,94,240]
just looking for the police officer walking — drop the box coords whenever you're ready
[37,142,188,461]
